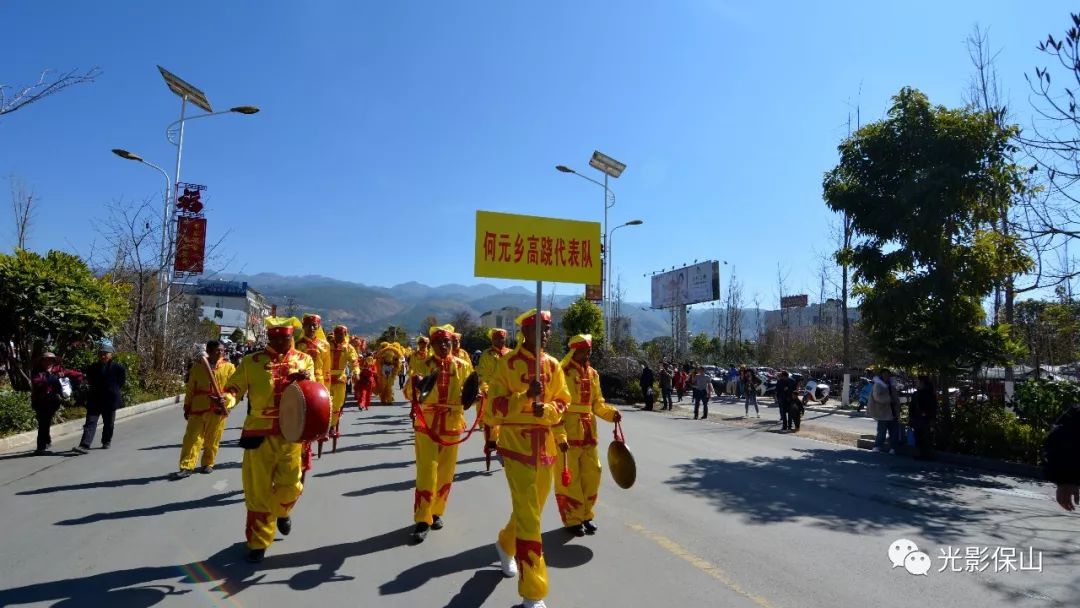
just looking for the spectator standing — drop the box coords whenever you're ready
[659,364,674,411]
[910,375,937,460]
[640,363,656,411]
[1044,403,1080,511]
[774,370,797,430]
[30,352,83,455]
[727,365,740,397]
[74,340,126,453]
[690,367,713,420]
[868,368,900,454]
[742,366,760,418]
[674,366,688,402]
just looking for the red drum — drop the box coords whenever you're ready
[279,380,331,442]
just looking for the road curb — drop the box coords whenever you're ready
[0,394,182,453]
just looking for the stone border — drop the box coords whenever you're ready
[0,395,182,453]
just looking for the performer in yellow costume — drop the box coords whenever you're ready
[408,324,473,543]
[555,334,621,537]
[294,314,330,470]
[327,324,359,440]
[408,336,430,379]
[450,332,474,373]
[485,309,569,608]
[176,339,236,477]
[374,341,405,404]
[476,328,510,454]
[223,317,315,563]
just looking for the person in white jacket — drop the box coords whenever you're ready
[868,369,901,454]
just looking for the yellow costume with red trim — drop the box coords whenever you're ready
[485,310,569,603]
[353,354,375,410]
[294,314,331,469]
[374,342,404,404]
[327,325,359,435]
[476,328,510,445]
[179,357,236,471]
[451,332,474,374]
[555,334,619,528]
[411,325,472,525]
[223,317,315,552]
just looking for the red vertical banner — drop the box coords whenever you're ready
[174,216,207,273]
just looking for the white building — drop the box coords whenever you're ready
[762,298,859,333]
[480,306,522,342]
[184,280,271,343]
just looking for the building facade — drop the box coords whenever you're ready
[183,280,271,343]
[762,298,860,333]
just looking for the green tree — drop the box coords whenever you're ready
[0,249,129,390]
[376,325,408,346]
[1014,294,1080,369]
[823,87,1031,380]
[690,332,714,364]
[228,328,246,344]
[561,297,605,343]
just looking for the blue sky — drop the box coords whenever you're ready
[1,1,1073,307]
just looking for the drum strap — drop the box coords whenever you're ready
[410,399,485,447]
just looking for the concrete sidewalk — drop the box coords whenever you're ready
[0,394,183,453]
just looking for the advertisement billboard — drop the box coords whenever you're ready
[781,294,809,309]
[650,261,720,308]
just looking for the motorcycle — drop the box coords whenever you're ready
[799,376,831,405]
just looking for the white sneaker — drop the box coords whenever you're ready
[495,542,518,578]
[521,599,547,608]
[871,447,881,453]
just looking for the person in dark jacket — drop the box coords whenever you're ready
[640,364,656,411]
[659,364,674,411]
[74,340,126,453]
[910,375,937,460]
[30,352,83,454]
[1044,403,1080,512]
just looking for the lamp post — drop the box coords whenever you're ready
[607,219,643,343]
[156,66,258,334]
[556,150,625,336]
[111,148,174,334]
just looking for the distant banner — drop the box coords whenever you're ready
[650,260,720,308]
[781,294,808,309]
[474,211,601,284]
[175,216,207,273]
[585,283,603,302]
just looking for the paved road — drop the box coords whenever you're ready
[0,390,1076,607]
[676,394,879,435]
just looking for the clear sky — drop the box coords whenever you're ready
[1,1,1073,307]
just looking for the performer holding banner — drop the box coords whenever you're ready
[408,324,477,543]
[484,309,569,608]
[555,334,621,536]
[176,340,236,478]
[223,317,316,563]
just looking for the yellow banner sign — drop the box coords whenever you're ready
[475,211,601,284]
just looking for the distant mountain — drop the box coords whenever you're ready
[223,273,762,341]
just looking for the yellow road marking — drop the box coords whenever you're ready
[624,522,776,608]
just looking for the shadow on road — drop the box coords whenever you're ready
[55,490,243,526]
[140,439,241,452]
[343,469,490,498]
[339,428,412,439]
[379,528,592,604]
[0,450,79,461]
[17,462,240,496]
[331,437,412,455]
[665,447,1016,543]
[314,456,488,479]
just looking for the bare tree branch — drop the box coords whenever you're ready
[0,67,101,117]
[8,175,35,249]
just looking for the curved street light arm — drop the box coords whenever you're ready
[165,110,242,145]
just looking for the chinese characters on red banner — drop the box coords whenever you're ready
[174,216,207,273]
[482,231,594,269]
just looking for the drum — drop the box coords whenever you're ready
[279,380,331,442]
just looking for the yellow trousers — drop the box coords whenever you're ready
[178,412,227,470]
[330,383,346,432]
[498,458,554,601]
[413,432,460,524]
[555,445,602,526]
[242,436,303,550]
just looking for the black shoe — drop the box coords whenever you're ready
[693,416,699,420]
[34,448,48,455]
[72,445,89,454]
[174,469,193,479]
[278,516,292,536]
[565,524,585,537]
[101,443,110,449]
[201,465,214,474]
[431,515,444,530]
[411,522,430,543]
[583,520,598,535]
[246,548,265,563]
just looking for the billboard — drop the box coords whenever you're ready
[781,294,809,309]
[650,261,720,308]
[474,211,601,284]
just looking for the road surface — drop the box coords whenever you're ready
[0,390,1076,607]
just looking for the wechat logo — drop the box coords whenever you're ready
[889,539,931,576]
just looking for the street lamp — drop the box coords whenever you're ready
[555,150,625,334]
[607,219,644,343]
[111,148,174,333]
[156,65,258,334]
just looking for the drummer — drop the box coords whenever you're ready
[223,316,315,563]
[175,340,236,478]
[409,324,473,543]
[484,309,570,608]
[555,334,621,537]
[295,314,331,470]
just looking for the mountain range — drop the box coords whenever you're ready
[228,273,762,341]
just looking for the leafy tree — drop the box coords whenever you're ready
[228,328,246,344]
[823,87,1031,381]
[376,325,408,346]
[0,249,129,390]
[1014,294,1080,369]
[690,332,714,364]
[561,297,605,343]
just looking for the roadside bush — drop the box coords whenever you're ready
[0,390,36,436]
[1012,379,1080,435]
[943,402,1043,465]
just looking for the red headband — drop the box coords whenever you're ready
[303,314,322,326]
[268,326,294,337]
[431,329,453,341]
[520,311,552,328]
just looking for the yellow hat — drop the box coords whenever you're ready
[568,334,593,350]
[430,324,455,340]
[515,308,551,328]
[488,328,507,340]
[265,316,302,337]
